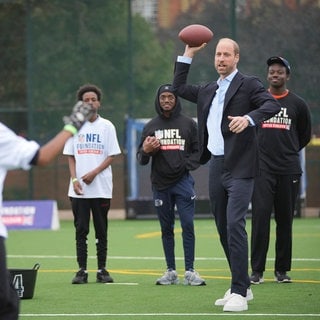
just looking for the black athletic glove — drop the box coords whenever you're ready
[63,101,94,134]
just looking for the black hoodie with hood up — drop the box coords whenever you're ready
[137,84,200,190]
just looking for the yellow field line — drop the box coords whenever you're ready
[36,269,320,284]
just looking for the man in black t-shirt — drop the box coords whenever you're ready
[250,56,312,284]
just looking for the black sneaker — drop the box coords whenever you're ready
[250,271,264,284]
[274,271,292,283]
[97,269,114,283]
[72,269,88,284]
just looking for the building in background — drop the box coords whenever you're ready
[132,0,203,28]
[132,0,320,29]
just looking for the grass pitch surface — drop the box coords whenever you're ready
[6,217,320,319]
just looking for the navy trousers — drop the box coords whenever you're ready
[209,156,252,297]
[153,173,196,271]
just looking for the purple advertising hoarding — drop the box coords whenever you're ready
[1,200,60,230]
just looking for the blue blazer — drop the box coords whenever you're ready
[173,61,281,178]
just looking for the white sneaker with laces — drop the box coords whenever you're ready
[155,269,179,285]
[183,270,206,286]
[223,293,248,312]
[215,288,253,306]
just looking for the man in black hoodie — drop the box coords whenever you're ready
[137,84,205,286]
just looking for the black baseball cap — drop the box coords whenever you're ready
[267,56,291,74]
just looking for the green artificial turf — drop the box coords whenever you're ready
[6,218,320,319]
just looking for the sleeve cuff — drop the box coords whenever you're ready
[244,115,255,126]
[177,56,192,64]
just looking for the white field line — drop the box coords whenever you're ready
[19,312,320,317]
[7,255,320,262]
[104,282,139,285]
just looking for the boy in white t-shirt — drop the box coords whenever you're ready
[63,84,121,284]
[0,102,94,319]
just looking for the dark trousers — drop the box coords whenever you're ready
[209,157,252,297]
[153,173,196,271]
[0,237,19,320]
[251,172,300,273]
[71,198,110,270]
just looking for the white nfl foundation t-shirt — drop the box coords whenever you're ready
[0,123,40,238]
[63,116,121,199]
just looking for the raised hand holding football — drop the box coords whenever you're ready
[178,24,213,47]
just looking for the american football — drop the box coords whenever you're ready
[178,24,213,47]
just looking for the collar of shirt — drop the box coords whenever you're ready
[217,68,238,87]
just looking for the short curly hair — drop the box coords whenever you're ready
[77,84,102,101]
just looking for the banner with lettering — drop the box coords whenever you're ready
[0,200,60,230]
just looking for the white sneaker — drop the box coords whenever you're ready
[223,293,248,312]
[155,269,179,285]
[215,288,253,306]
[183,270,206,286]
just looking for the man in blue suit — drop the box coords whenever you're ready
[173,38,281,312]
